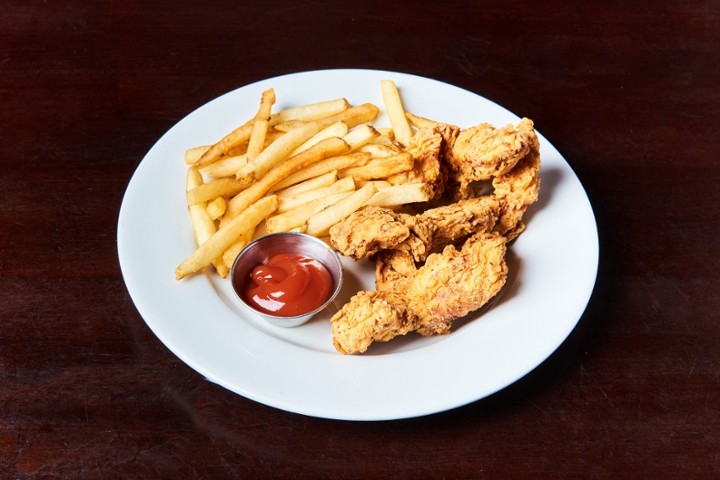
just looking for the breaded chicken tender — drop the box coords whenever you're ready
[445,118,538,199]
[387,127,446,200]
[328,116,541,354]
[331,232,508,353]
[406,231,508,336]
[329,196,499,263]
[331,291,418,355]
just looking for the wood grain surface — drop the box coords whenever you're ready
[1,1,718,478]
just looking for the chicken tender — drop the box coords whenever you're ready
[330,196,499,262]
[329,207,411,260]
[492,143,541,240]
[331,291,419,355]
[446,118,538,199]
[332,232,508,353]
[406,231,508,336]
[388,127,446,200]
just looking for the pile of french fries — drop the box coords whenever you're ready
[175,80,431,280]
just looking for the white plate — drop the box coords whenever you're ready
[117,69,598,421]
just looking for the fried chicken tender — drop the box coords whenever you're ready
[405,231,508,336]
[445,118,538,199]
[329,116,540,354]
[328,207,412,260]
[331,291,418,355]
[492,141,541,241]
[387,127,446,200]
[331,232,508,353]
[329,196,499,262]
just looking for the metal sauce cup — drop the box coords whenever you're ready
[230,232,344,327]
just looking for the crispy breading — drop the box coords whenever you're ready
[406,231,508,336]
[332,232,508,353]
[388,127,446,200]
[446,118,538,199]
[492,142,541,240]
[328,207,411,260]
[329,196,499,262]
[331,291,419,355]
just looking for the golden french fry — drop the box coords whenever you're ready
[223,137,350,222]
[269,98,350,126]
[343,124,380,150]
[405,111,437,130]
[252,103,379,179]
[366,182,432,207]
[185,168,229,278]
[247,89,276,160]
[290,121,348,157]
[271,120,307,133]
[176,195,278,279]
[247,118,269,160]
[275,171,338,198]
[277,176,355,213]
[186,177,250,205]
[265,191,352,233]
[193,120,255,169]
[221,226,255,270]
[358,180,392,190]
[256,88,276,119]
[206,196,227,220]
[380,79,414,147]
[251,120,336,179]
[357,143,401,158]
[325,103,380,129]
[305,183,378,237]
[185,145,210,165]
[200,154,249,179]
[271,152,370,192]
[338,152,413,182]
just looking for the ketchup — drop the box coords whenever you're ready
[241,253,333,317]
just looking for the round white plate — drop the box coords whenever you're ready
[117,69,598,421]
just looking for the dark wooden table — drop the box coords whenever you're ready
[2,1,718,478]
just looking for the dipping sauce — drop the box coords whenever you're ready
[240,253,333,317]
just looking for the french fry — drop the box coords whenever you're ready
[277,176,355,213]
[357,143,401,158]
[176,195,278,279]
[221,226,255,270]
[271,120,307,133]
[185,145,210,165]
[193,120,255,169]
[380,79,414,147]
[269,98,350,126]
[305,183,378,237]
[290,121,348,157]
[270,152,370,192]
[247,89,276,160]
[206,196,227,220]
[405,111,437,130]
[366,182,432,207]
[342,124,380,150]
[275,171,338,198]
[200,154,249,179]
[358,180,393,190]
[252,103,379,179]
[338,152,414,182]
[223,137,350,222]
[265,191,352,233]
[185,168,229,278]
[325,103,380,130]
[186,177,250,205]
[250,120,337,179]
